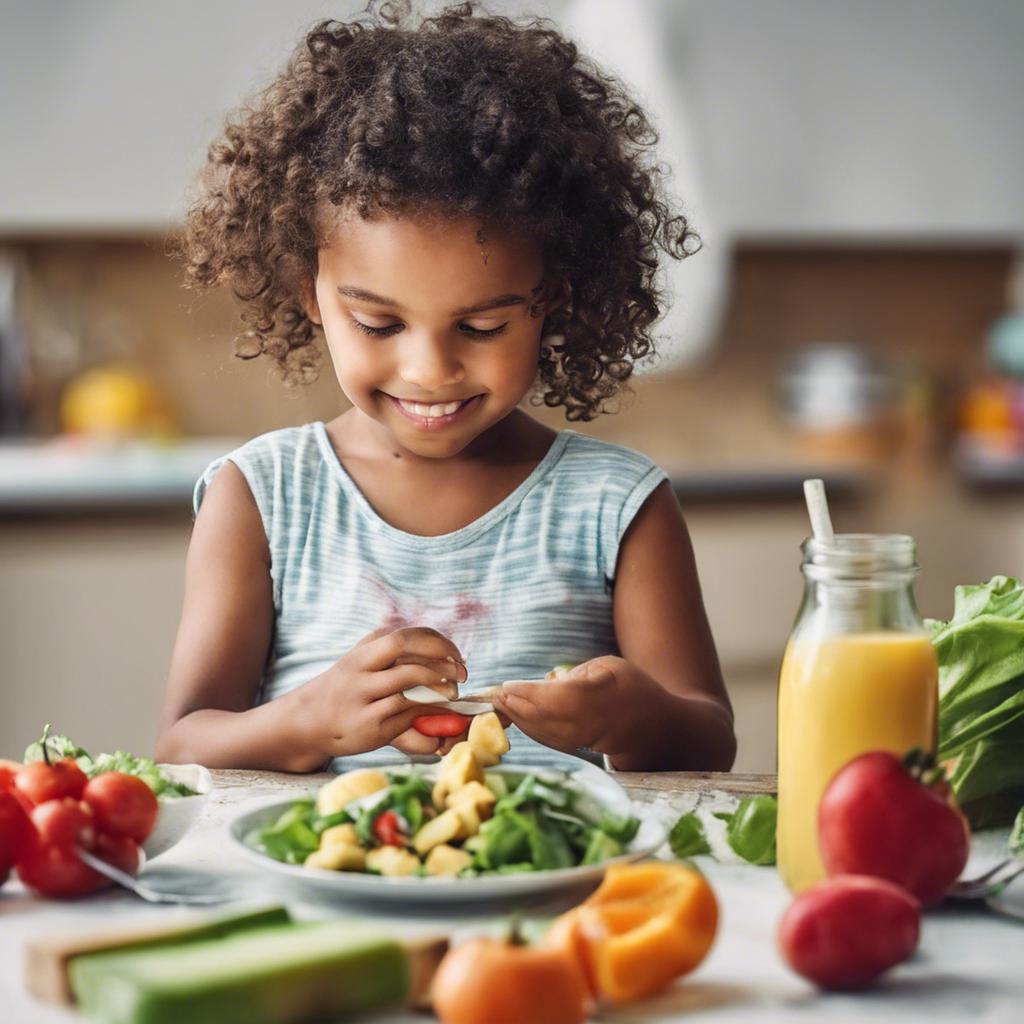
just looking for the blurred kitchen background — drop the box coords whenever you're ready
[2,0,1024,770]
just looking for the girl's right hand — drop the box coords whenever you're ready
[301,626,467,760]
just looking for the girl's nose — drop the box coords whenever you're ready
[397,333,466,391]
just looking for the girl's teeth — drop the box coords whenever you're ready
[400,399,464,418]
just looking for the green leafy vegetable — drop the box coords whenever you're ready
[726,795,777,865]
[1010,806,1024,859]
[668,812,711,858]
[248,800,320,864]
[581,830,623,865]
[927,575,1024,825]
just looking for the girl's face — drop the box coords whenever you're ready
[306,211,560,459]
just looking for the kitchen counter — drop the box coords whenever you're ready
[1,769,1020,1024]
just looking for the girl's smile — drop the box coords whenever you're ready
[385,393,483,432]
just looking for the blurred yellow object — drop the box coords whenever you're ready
[60,365,178,439]
[960,379,1015,447]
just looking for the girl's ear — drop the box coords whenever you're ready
[301,276,323,326]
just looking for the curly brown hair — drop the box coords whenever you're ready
[178,1,698,421]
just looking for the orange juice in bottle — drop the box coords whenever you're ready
[776,533,937,892]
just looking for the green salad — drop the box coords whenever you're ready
[247,763,640,878]
[23,725,198,799]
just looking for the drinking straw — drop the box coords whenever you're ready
[802,478,835,544]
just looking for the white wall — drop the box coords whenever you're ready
[1,0,1022,237]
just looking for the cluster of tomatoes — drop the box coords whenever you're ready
[0,756,158,898]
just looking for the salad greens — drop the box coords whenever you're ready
[927,575,1024,826]
[249,768,640,877]
[23,725,197,799]
[669,794,778,866]
[1010,806,1024,859]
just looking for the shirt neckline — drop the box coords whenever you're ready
[312,421,574,551]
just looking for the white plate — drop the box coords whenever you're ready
[226,758,665,903]
[143,764,213,860]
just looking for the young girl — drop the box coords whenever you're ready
[155,2,735,775]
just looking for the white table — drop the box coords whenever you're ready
[1,770,1021,1024]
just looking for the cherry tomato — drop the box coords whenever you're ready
[94,831,141,876]
[0,790,35,875]
[30,798,96,850]
[82,772,158,843]
[14,759,88,805]
[16,828,140,900]
[413,713,470,738]
[373,809,404,846]
[17,841,107,898]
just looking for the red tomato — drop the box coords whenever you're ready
[16,829,140,900]
[83,772,158,843]
[778,874,920,990]
[30,798,96,851]
[413,713,470,738]
[14,759,88,805]
[0,790,35,875]
[93,831,141,876]
[373,809,404,846]
[819,750,971,906]
[17,841,107,898]
[0,759,23,791]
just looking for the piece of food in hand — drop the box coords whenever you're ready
[82,772,159,844]
[546,861,718,1005]
[433,933,587,1024]
[778,874,921,990]
[413,713,471,738]
[366,845,421,877]
[467,712,510,767]
[818,748,971,906]
[315,768,389,817]
[413,808,466,856]
[546,663,578,680]
[424,844,474,876]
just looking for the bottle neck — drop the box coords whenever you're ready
[797,574,926,637]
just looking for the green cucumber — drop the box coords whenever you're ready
[70,922,411,1024]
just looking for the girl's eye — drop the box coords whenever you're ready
[459,322,508,338]
[349,317,402,337]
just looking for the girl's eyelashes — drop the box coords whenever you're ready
[348,316,509,339]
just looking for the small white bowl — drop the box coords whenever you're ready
[142,764,213,860]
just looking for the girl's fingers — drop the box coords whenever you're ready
[393,654,469,684]
[389,726,443,756]
[366,664,460,703]
[361,627,464,671]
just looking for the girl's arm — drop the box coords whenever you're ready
[605,480,736,771]
[496,481,737,771]
[154,463,317,772]
[155,464,467,772]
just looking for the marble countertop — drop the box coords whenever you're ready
[1,769,1020,1024]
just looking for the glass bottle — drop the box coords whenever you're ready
[776,534,937,892]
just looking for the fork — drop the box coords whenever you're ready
[947,858,1024,901]
[77,848,234,906]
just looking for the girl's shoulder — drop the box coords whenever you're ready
[192,421,328,516]
[555,430,669,503]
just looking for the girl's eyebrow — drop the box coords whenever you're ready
[336,285,527,316]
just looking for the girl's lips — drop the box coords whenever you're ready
[387,394,481,431]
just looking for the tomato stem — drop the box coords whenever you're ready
[40,723,52,766]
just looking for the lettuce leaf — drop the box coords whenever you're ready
[929,576,1024,824]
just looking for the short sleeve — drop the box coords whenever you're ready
[598,463,669,581]
[192,455,231,518]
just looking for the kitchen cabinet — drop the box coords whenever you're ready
[1,0,1022,236]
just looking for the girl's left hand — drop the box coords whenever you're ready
[493,656,658,757]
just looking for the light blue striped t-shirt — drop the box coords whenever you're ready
[193,421,667,770]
